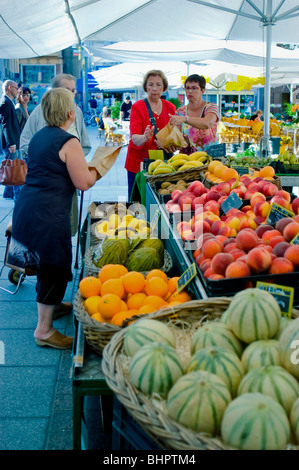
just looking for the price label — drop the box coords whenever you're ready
[291,233,299,245]
[256,281,294,318]
[148,150,164,161]
[266,202,294,226]
[220,192,243,214]
[177,263,197,293]
[205,143,226,158]
[231,164,250,175]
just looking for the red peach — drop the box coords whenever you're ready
[193,182,207,197]
[203,267,213,279]
[250,192,266,208]
[215,182,231,195]
[276,190,291,202]
[261,229,282,244]
[270,196,291,210]
[208,274,225,280]
[255,224,274,238]
[272,241,291,257]
[206,190,221,202]
[262,183,278,197]
[196,233,215,250]
[283,222,299,242]
[229,248,247,260]
[204,200,220,216]
[171,189,183,203]
[236,228,259,252]
[291,197,299,215]
[202,238,223,259]
[253,200,271,218]
[284,245,299,268]
[195,253,205,267]
[178,195,193,211]
[269,235,287,248]
[246,247,272,272]
[210,220,227,235]
[241,205,252,213]
[223,242,238,253]
[211,252,234,276]
[192,220,211,238]
[191,196,206,211]
[275,217,294,234]
[215,234,228,243]
[225,261,251,278]
[193,248,202,259]
[199,258,212,273]
[269,257,294,274]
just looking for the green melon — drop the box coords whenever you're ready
[186,346,244,397]
[124,318,176,357]
[228,288,281,344]
[137,238,164,259]
[237,365,299,414]
[220,308,231,326]
[166,370,231,435]
[93,239,128,267]
[221,393,290,450]
[290,397,299,445]
[126,247,162,272]
[241,339,281,372]
[279,317,299,378]
[129,342,184,397]
[191,321,243,358]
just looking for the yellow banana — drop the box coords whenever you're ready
[153,165,175,175]
[148,159,164,174]
[191,151,208,159]
[187,160,204,167]
[168,154,188,163]
[171,159,190,169]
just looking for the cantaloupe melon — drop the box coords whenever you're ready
[124,318,176,356]
[237,365,299,414]
[228,288,281,344]
[186,346,244,397]
[167,370,231,435]
[129,342,184,397]
[221,393,290,450]
[191,321,243,358]
[279,317,299,378]
[241,339,281,372]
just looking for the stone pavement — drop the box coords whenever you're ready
[0,127,128,450]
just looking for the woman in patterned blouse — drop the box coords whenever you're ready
[169,74,219,151]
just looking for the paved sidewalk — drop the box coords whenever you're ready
[0,127,128,450]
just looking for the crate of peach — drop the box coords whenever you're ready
[73,264,192,355]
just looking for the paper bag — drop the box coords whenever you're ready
[87,146,122,178]
[156,123,187,149]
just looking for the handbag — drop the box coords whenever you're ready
[0,157,27,186]
[143,99,173,160]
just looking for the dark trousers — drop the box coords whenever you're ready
[127,170,136,202]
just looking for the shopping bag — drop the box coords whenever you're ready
[87,145,122,178]
[156,123,187,149]
[0,158,27,186]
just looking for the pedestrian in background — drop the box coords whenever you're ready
[15,86,31,135]
[0,79,21,200]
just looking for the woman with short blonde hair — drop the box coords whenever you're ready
[42,87,75,127]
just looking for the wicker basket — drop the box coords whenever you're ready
[146,164,208,185]
[84,244,173,277]
[102,299,299,450]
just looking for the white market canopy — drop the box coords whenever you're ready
[1,0,299,139]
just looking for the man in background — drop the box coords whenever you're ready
[0,79,21,200]
[120,96,132,122]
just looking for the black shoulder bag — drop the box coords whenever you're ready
[143,99,172,160]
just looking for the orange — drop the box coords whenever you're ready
[221,167,238,182]
[120,300,128,311]
[79,276,102,298]
[100,278,125,298]
[126,292,147,310]
[168,291,192,303]
[98,264,128,283]
[208,160,222,174]
[91,312,106,323]
[213,163,226,178]
[168,276,180,294]
[142,295,167,310]
[259,165,275,179]
[97,293,122,319]
[145,277,169,298]
[138,304,156,315]
[122,271,145,294]
[165,301,182,308]
[111,311,131,326]
[84,295,102,315]
[146,269,168,283]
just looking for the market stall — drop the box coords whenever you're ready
[72,149,299,450]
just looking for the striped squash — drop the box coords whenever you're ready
[191,321,243,358]
[166,370,231,435]
[290,397,299,445]
[186,346,244,397]
[220,308,231,326]
[124,318,176,357]
[237,365,299,414]
[228,288,281,344]
[221,393,290,450]
[129,342,184,397]
[279,317,299,378]
[241,339,281,372]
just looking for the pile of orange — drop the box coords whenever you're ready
[205,160,276,184]
[78,264,192,326]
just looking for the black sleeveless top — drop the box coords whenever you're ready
[9,126,77,278]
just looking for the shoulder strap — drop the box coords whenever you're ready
[144,98,158,135]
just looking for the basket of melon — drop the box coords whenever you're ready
[73,265,192,356]
[102,288,299,450]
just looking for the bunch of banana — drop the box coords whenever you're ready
[148,159,176,175]
[96,213,150,238]
[147,151,211,175]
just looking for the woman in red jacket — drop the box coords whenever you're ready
[125,69,176,200]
